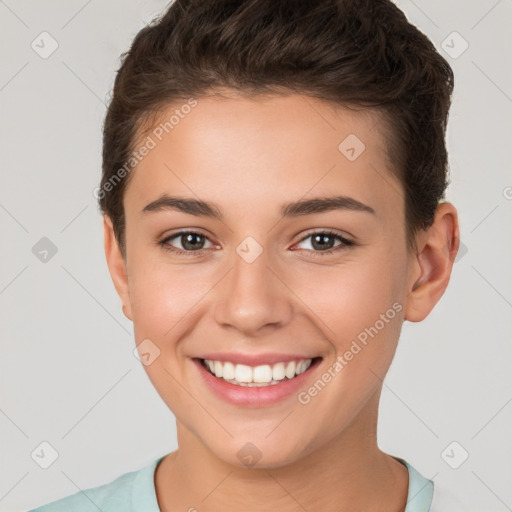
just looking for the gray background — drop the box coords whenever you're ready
[1,0,511,510]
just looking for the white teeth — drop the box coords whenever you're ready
[253,364,273,383]
[234,364,253,383]
[214,360,223,378]
[285,361,296,379]
[202,358,314,386]
[223,361,235,380]
[272,362,286,381]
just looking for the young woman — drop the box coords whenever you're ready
[29,0,467,510]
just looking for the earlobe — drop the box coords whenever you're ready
[103,215,133,321]
[404,202,460,322]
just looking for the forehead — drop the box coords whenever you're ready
[125,93,401,221]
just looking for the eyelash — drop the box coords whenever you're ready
[294,229,356,257]
[158,229,355,258]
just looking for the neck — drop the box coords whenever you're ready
[155,391,409,512]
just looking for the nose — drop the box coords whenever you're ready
[213,247,293,336]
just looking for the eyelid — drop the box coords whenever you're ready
[160,227,214,243]
[159,230,218,253]
[295,227,353,243]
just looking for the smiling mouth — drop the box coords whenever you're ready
[199,357,322,387]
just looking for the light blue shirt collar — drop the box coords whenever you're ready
[138,455,434,511]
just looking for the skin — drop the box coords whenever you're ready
[103,92,459,512]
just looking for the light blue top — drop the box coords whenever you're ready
[27,455,434,511]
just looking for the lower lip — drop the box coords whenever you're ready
[192,357,322,407]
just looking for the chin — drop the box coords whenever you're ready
[202,432,313,470]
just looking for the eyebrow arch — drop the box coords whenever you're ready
[141,194,376,219]
[280,196,375,217]
[142,195,223,219]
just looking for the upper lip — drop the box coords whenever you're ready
[196,353,320,366]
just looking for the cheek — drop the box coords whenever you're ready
[291,252,404,333]
[127,247,213,339]
[126,257,202,409]
[288,251,406,391]
[129,274,180,338]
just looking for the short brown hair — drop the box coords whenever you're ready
[99,0,454,255]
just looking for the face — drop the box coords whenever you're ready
[107,93,419,468]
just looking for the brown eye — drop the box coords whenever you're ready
[160,231,215,254]
[310,233,337,251]
[294,230,355,256]
[179,232,207,250]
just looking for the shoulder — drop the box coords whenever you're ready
[26,471,136,512]
[393,456,473,512]
[25,456,164,512]
[430,480,473,511]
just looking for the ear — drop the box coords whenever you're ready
[404,202,460,322]
[103,215,132,321]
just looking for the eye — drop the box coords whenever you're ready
[293,230,355,256]
[159,231,216,255]
[158,229,355,257]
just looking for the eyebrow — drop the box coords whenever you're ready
[141,194,376,219]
